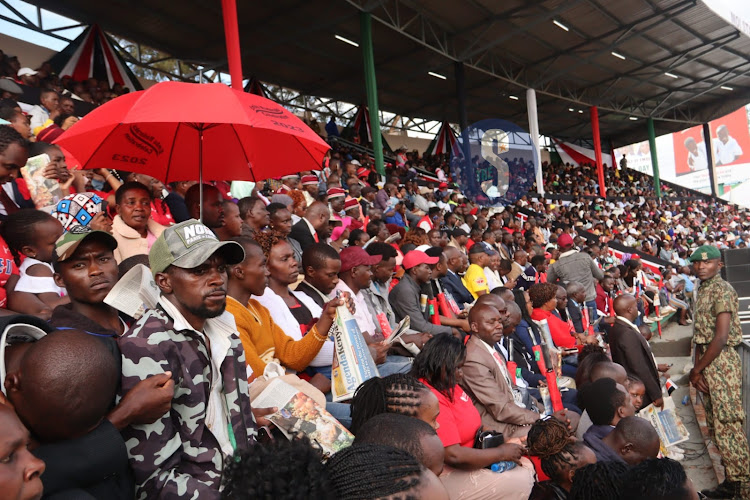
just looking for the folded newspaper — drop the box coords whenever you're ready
[639,404,690,449]
[330,298,379,402]
[252,378,353,458]
[104,264,160,319]
[385,316,410,344]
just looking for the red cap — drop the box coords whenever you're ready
[357,167,369,178]
[438,182,448,189]
[327,187,346,199]
[557,234,574,247]
[402,250,439,270]
[339,246,382,272]
[301,175,318,185]
[344,198,359,211]
[469,207,478,216]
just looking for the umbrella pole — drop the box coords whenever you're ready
[199,126,204,223]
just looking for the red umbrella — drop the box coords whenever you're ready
[54,81,329,184]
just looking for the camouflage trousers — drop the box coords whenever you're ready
[702,346,750,482]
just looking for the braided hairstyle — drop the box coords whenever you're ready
[350,373,430,434]
[0,209,57,266]
[568,461,629,500]
[325,443,424,500]
[527,417,589,483]
[221,436,334,500]
[0,124,28,156]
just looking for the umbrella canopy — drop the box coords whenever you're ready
[54,81,330,183]
[48,25,143,92]
[425,121,462,157]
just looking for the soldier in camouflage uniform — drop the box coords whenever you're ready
[118,220,256,499]
[689,245,750,499]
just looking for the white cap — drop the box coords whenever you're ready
[17,68,38,77]
[0,322,48,396]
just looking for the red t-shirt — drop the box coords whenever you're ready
[0,236,18,308]
[531,308,576,349]
[421,379,481,448]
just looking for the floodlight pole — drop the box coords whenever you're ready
[360,12,385,177]
[647,118,662,198]
[221,0,244,90]
[703,123,718,197]
[590,106,606,197]
[527,89,544,197]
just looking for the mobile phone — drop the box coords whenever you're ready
[100,200,111,218]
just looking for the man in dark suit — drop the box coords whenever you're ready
[289,201,330,252]
[566,282,587,334]
[610,295,663,409]
[440,246,474,309]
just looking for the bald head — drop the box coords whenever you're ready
[613,294,638,321]
[491,286,515,303]
[7,330,118,442]
[606,416,660,465]
[503,302,522,333]
[590,361,628,386]
[305,201,330,232]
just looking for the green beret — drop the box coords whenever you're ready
[688,245,721,262]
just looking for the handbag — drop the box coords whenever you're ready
[474,428,504,449]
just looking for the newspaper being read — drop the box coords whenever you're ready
[385,315,410,345]
[20,154,63,209]
[103,264,160,319]
[640,404,690,449]
[252,378,353,458]
[330,302,380,402]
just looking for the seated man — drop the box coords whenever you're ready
[460,303,565,438]
[118,219,256,499]
[463,245,490,299]
[579,377,636,462]
[440,246,474,309]
[598,416,660,465]
[389,250,457,337]
[503,302,580,414]
[1,322,133,499]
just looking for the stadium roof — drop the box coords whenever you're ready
[30,0,750,147]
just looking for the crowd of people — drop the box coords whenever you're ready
[0,54,747,500]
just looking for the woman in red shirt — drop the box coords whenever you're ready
[411,335,535,500]
[529,282,579,349]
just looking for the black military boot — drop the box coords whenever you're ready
[700,480,745,499]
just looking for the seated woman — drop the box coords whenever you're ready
[411,335,535,500]
[514,289,577,379]
[528,283,596,374]
[661,268,690,326]
[111,181,165,263]
[252,231,335,391]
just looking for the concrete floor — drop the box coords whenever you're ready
[651,321,719,491]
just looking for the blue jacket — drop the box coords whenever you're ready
[440,270,474,309]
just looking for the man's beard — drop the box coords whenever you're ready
[185,301,226,319]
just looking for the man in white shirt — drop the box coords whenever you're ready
[28,89,59,134]
[714,125,743,166]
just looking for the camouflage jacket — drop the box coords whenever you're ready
[118,301,256,500]
[693,274,743,347]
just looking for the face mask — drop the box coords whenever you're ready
[91,178,105,191]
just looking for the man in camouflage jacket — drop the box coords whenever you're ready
[118,220,255,499]
[689,245,750,499]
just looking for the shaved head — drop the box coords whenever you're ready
[591,361,628,386]
[613,294,638,321]
[7,330,118,442]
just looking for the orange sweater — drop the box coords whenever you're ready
[225,296,325,380]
